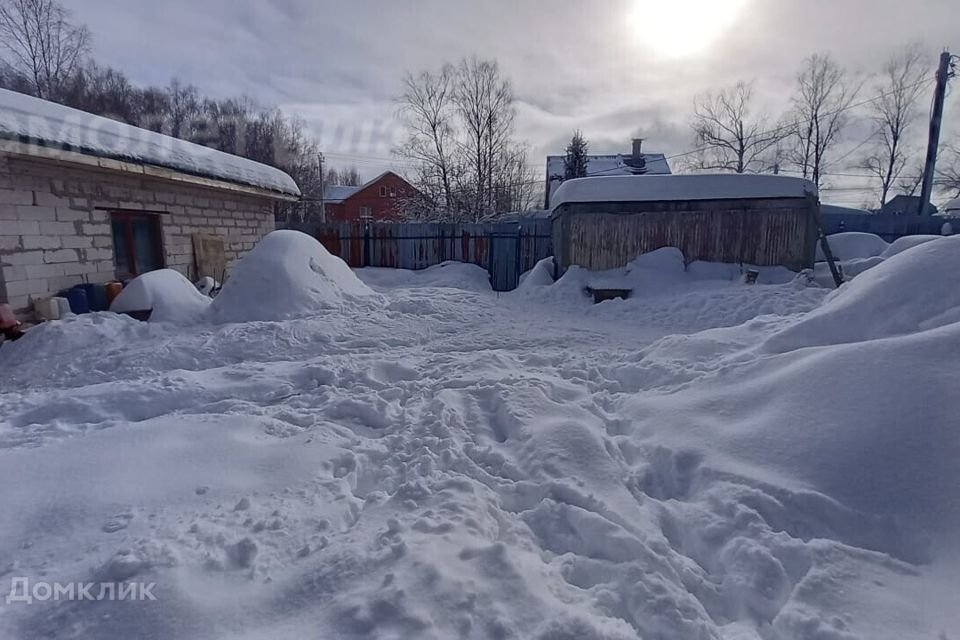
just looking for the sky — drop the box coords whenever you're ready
[62,0,959,206]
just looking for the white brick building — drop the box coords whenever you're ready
[0,89,301,318]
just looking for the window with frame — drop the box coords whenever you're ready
[359,206,373,219]
[111,211,164,278]
[379,186,387,197]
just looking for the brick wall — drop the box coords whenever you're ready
[0,153,277,316]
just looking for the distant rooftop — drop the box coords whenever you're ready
[323,185,362,203]
[0,88,301,197]
[879,194,937,216]
[545,140,672,207]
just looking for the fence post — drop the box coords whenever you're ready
[363,223,371,268]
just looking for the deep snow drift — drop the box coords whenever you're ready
[356,261,493,292]
[0,237,957,640]
[772,236,960,351]
[211,230,376,323]
[110,268,211,323]
[813,231,944,287]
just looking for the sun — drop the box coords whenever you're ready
[628,0,749,59]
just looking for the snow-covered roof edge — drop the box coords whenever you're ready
[0,88,301,198]
[551,174,818,210]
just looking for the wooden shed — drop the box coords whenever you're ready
[550,174,819,276]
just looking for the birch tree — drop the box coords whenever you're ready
[690,81,784,173]
[0,0,89,99]
[859,44,928,205]
[395,57,533,221]
[789,54,861,188]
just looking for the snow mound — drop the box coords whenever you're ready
[210,230,375,323]
[879,234,941,258]
[817,232,889,261]
[632,316,960,538]
[768,236,960,351]
[355,261,493,292]
[517,257,555,290]
[0,312,150,367]
[110,268,210,323]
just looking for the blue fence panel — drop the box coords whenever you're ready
[303,220,554,291]
[821,213,958,241]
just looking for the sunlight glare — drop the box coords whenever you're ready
[629,0,749,59]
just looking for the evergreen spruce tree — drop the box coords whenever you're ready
[563,130,590,180]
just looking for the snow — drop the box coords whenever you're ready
[109,268,211,323]
[517,257,555,289]
[1,239,958,640]
[545,152,672,205]
[880,234,941,258]
[551,174,817,209]
[812,232,946,287]
[210,230,376,323]
[0,88,300,197]
[769,235,960,351]
[816,231,890,261]
[355,261,493,292]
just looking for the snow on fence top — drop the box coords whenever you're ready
[0,88,301,197]
[550,174,817,210]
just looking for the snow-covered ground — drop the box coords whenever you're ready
[1,232,957,640]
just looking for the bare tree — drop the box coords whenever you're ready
[897,166,925,197]
[453,57,515,221]
[324,166,362,187]
[395,57,530,222]
[789,54,861,188]
[859,44,929,205]
[166,79,201,139]
[395,65,458,214]
[936,144,960,198]
[690,81,785,173]
[0,0,89,99]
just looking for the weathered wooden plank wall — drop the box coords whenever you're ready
[308,220,552,291]
[555,198,817,274]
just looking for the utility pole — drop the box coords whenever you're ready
[317,152,326,223]
[917,51,954,216]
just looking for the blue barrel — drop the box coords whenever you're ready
[79,283,107,312]
[65,287,90,314]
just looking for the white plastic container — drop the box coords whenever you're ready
[54,297,73,318]
[33,296,61,321]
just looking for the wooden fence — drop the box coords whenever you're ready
[305,220,553,291]
[821,213,958,241]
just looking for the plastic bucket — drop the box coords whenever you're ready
[65,287,90,314]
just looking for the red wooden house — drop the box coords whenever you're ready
[323,171,417,222]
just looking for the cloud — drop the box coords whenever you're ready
[63,0,957,194]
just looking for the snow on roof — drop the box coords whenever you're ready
[0,88,301,197]
[323,185,362,203]
[551,174,818,210]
